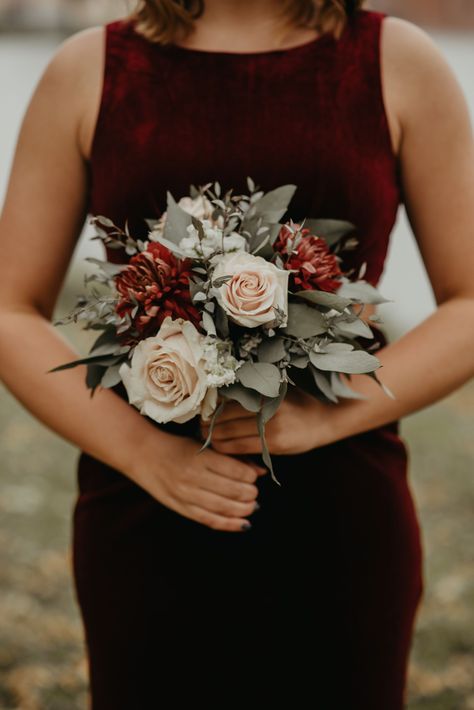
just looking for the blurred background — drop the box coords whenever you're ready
[0,1,473,708]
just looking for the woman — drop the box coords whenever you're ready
[1,0,473,707]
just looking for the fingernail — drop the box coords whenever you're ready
[253,501,261,512]
[241,521,252,531]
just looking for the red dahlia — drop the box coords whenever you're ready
[274,223,343,293]
[114,242,200,345]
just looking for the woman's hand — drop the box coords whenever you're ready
[200,387,334,456]
[131,431,267,532]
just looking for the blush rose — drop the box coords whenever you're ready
[212,252,289,328]
[118,316,217,424]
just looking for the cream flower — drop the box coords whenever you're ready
[118,317,217,424]
[149,194,222,240]
[176,194,215,221]
[179,220,247,259]
[212,252,289,328]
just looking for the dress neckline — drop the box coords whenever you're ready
[165,29,336,57]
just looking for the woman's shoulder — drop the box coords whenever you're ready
[376,12,468,158]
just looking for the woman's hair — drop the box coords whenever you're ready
[130,1,365,45]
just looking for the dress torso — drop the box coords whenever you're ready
[73,12,424,709]
[87,8,401,288]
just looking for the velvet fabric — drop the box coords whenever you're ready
[74,9,424,708]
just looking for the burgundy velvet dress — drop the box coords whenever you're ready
[73,9,424,708]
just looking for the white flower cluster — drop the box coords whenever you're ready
[179,220,247,259]
[238,332,263,359]
[202,335,243,388]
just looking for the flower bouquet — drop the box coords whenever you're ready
[50,178,394,485]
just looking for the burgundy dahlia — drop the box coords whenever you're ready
[274,223,343,293]
[114,242,200,345]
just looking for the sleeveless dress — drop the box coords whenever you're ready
[73,9,424,709]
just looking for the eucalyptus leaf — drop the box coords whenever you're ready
[47,353,124,373]
[154,233,189,258]
[260,380,288,424]
[309,349,381,374]
[86,364,107,394]
[198,398,225,453]
[310,367,339,404]
[201,310,216,336]
[319,342,354,353]
[366,370,397,400]
[333,318,374,339]
[294,289,352,311]
[289,355,308,369]
[85,257,127,277]
[303,218,356,246]
[256,410,280,486]
[330,371,368,400]
[100,364,124,388]
[236,361,281,398]
[257,337,287,363]
[89,327,122,355]
[163,193,193,245]
[215,303,229,338]
[284,302,327,338]
[337,281,392,305]
[219,383,262,412]
[245,184,297,223]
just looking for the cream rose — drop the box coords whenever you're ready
[176,195,215,221]
[150,195,220,241]
[118,317,217,424]
[212,252,289,328]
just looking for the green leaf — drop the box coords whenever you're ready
[260,380,288,424]
[289,354,308,368]
[100,364,123,388]
[366,370,397,400]
[86,364,107,395]
[284,302,327,338]
[89,327,123,355]
[236,362,281,398]
[333,318,374,339]
[47,353,124,373]
[309,366,339,404]
[309,349,381,374]
[198,398,226,453]
[154,233,188,258]
[337,281,392,305]
[303,218,356,246]
[294,289,352,311]
[215,303,229,338]
[256,410,281,487]
[85,257,127,277]
[257,337,287,363]
[330,372,368,400]
[245,184,297,223]
[219,383,262,412]
[163,192,193,245]
[319,342,354,353]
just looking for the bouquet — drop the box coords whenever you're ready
[50,178,394,485]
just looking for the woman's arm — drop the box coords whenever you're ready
[0,28,264,531]
[203,17,474,455]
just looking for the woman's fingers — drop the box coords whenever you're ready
[210,417,259,441]
[197,469,258,503]
[211,437,262,455]
[183,503,254,533]
[206,449,265,482]
[183,485,258,519]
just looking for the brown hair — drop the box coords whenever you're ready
[130,0,365,46]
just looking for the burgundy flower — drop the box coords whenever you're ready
[274,223,343,293]
[114,242,200,345]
